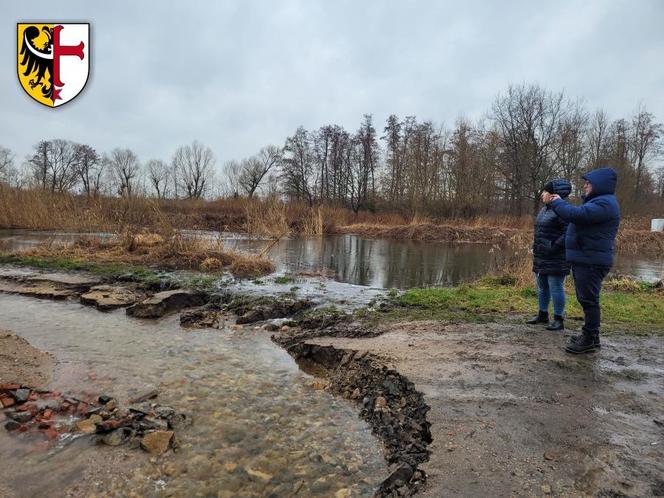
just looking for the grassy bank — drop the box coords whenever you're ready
[376,278,664,335]
[0,231,275,279]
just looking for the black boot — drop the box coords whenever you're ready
[526,311,548,325]
[569,333,601,348]
[565,333,599,354]
[546,315,564,331]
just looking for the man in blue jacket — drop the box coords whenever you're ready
[542,167,621,354]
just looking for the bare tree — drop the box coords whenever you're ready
[238,145,282,198]
[587,109,610,169]
[221,160,242,197]
[282,127,316,205]
[108,148,140,197]
[146,159,171,198]
[74,144,103,197]
[491,84,565,215]
[630,106,662,199]
[172,141,215,199]
[0,146,15,184]
[27,139,80,192]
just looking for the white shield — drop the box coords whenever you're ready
[53,23,90,107]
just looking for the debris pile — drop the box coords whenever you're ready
[1,384,188,455]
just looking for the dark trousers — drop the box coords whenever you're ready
[572,263,610,336]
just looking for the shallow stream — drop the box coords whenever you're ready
[0,294,386,497]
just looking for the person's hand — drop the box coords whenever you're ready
[541,192,560,204]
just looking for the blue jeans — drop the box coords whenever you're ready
[536,273,566,317]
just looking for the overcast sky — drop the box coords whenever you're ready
[2,0,663,170]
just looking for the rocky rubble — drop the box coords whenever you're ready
[1,384,187,456]
[277,341,432,497]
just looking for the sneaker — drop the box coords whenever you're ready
[526,311,549,325]
[546,315,564,331]
[565,334,598,354]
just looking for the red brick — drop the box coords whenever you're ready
[0,396,15,408]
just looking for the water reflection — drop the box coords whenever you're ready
[1,230,661,289]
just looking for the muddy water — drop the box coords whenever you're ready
[0,294,386,497]
[1,229,662,288]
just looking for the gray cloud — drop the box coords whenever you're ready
[2,0,663,170]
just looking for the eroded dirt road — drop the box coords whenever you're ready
[309,322,664,497]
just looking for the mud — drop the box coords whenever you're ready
[0,330,54,388]
[307,321,664,498]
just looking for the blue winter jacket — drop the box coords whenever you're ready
[550,167,621,267]
[532,179,571,275]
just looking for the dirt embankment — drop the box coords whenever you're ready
[337,222,664,254]
[306,321,664,498]
[0,330,54,388]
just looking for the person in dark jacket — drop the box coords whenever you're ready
[527,179,572,331]
[543,167,621,354]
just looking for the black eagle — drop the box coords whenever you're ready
[19,25,53,99]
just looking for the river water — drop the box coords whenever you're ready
[0,294,386,497]
[1,229,662,288]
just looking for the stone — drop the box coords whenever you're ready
[98,394,113,405]
[223,462,237,473]
[75,414,102,433]
[311,379,329,390]
[155,406,175,419]
[126,290,206,319]
[129,388,159,404]
[140,430,174,455]
[4,420,21,431]
[375,396,388,410]
[13,388,30,402]
[101,429,126,446]
[81,285,139,311]
[180,305,221,329]
[380,464,414,492]
[335,489,352,498]
[167,413,191,430]
[13,283,76,300]
[244,466,273,481]
[6,410,34,423]
[541,484,552,494]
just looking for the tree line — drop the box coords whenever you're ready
[0,140,216,200]
[1,83,662,216]
[251,83,662,216]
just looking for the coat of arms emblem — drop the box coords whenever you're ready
[17,23,90,107]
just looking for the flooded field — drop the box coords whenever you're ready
[0,294,386,497]
[2,229,662,288]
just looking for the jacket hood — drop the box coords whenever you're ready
[583,167,617,198]
[544,179,572,198]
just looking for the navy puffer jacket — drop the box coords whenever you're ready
[550,167,621,267]
[533,179,572,275]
